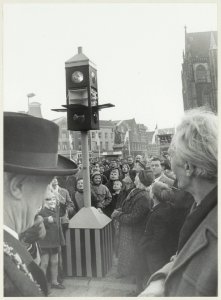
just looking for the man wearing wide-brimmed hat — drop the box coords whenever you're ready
[4,112,77,296]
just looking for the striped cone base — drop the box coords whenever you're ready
[64,223,113,277]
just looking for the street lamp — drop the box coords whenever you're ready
[27,93,35,113]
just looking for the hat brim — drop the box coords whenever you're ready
[4,155,78,176]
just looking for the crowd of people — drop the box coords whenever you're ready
[17,152,194,295]
[4,107,217,297]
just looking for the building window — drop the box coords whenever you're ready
[100,142,103,149]
[105,132,108,139]
[92,132,95,138]
[99,132,102,138]
[105,141,108,149]
[195,64,207,82]
[62,143,67,150]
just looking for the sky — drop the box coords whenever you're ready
[3,2,217,130]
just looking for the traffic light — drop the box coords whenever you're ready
[52,47,114,131]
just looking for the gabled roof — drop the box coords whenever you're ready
[65,52,89,64]
[158,128,175,135]
[186,31,217,57]
[99,120,115,127]
[65,47,96,67]
[52,116,66,124]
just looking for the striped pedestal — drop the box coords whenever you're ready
[64,223,113,277]
[63,207,113,278]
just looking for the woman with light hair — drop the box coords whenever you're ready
[139,108,217,297]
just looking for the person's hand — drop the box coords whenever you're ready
[138,279,165,297]
[111,209,121,219]
[48,216,54,223]
[97,208,103,214]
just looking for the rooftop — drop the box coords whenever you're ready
[186,31,217,57]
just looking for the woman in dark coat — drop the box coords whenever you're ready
[111,170,154,278]
[136,181,178,293]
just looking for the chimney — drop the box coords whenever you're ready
[28,102,43,118]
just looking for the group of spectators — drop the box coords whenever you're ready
[4,108,217,297]
[28,152,194,295]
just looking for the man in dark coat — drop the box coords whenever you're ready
[4,112,77,296]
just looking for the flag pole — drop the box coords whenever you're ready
[128,132,130,155]
[69,131,73,160]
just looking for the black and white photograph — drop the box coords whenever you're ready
[3,1,218,297]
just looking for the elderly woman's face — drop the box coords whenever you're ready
[170,155,190,190]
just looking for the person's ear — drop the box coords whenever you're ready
[9,175,27,200]
[184,162,194,177]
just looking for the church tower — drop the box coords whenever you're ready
[181,27,217,113]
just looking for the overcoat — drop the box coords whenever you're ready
[4,230,48,296]
[37,206,65,248]
[116,188,151,276]
[138,202,178,278]
[146,189,217,296]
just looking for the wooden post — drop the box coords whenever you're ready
[81,131,91,207]
[64,131,113,278]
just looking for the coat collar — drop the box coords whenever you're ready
[3,225,19,240]
[168,203,217,277]
[151,202,168,212]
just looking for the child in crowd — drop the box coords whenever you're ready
[91,172,112,216]
[105,168,122,195]
[37,187,65,290]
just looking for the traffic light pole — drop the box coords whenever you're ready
[81,131,91,207]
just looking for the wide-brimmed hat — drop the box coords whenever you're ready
[4,112,77,175]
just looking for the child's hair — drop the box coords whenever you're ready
[151,181,174,203]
